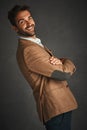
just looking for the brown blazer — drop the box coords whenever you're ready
[16,38,78,123]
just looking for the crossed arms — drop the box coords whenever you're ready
[24,45,76,81]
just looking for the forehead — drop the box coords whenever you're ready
[15,10,31,21]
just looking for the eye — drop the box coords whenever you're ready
[28,16,33,20]
[19,20,25,25]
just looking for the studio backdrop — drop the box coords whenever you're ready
[0,0,87,130]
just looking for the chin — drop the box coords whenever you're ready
[29,33,36,37]
[18,31,35,37]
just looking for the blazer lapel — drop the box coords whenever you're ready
[44,46,54,56]
[19,38,54,56]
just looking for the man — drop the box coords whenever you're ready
[8,5,78,130]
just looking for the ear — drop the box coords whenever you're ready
[11,26,18,32]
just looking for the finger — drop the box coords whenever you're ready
[50,58,58,64]
[50,58,62,65]
[50,56,54,61]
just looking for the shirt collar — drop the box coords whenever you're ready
[18,36,43,47]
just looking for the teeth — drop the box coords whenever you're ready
[27,26,33,30]
[29,27,32,29]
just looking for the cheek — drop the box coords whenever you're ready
[19,24,27,29]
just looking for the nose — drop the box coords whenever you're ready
[26,20,32,26]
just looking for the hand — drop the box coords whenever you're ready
[49,56,62,65]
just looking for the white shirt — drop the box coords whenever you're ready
[19,36,44,47]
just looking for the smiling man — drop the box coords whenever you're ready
[14,10,35,37]
[8,5,78,130]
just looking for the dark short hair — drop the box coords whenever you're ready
[8,5,31,26]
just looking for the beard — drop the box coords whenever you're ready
[18,31,35,37]
[17,25,36,37]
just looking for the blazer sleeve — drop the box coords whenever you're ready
[23,45,76,80]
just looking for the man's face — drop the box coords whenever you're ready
[14,10,35,37]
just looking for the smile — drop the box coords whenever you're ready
[26,25,34,31]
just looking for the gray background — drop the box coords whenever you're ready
[0,0,87,130]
